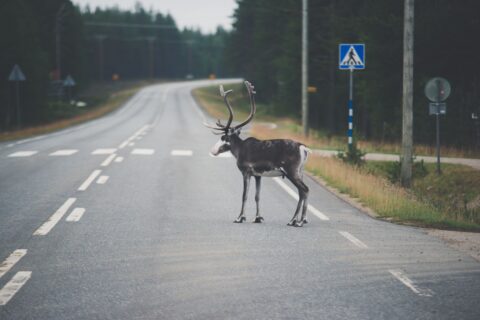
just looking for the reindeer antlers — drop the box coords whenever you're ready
[203,80,257,133]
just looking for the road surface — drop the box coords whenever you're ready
[1,80,479,319]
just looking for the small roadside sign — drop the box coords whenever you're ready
[339,44,365,70]
[8,64,26,81]
[63,75,76,87]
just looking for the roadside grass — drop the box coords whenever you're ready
[306,156,480,231]
[194,83,480,231]
[0,80,150,142]
[193,84,480,158]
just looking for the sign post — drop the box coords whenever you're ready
[8,64,26,128]
[339,44,365,152]
[425,77,451,174]
[63,75,76,101]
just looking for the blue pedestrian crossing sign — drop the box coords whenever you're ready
[339,44,365,70]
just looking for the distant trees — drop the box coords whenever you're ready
[226,0,480,149]
[0,1,228,129]
[0,0,87,128]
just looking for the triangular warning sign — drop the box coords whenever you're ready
[340,46,364,67]
[8,64,26,81]
[63,75,76,87]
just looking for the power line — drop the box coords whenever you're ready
[84,21,177,30]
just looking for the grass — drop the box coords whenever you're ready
[0,80,151,142]
[307,156,480,231]
[194,83,480,158]
[194,83,480,231]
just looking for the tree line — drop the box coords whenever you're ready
[0,0,228,130]
[225,0,480,149]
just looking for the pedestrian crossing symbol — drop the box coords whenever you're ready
[339,44,365,70]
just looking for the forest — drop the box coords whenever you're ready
[227,0,480,148]
[0,0,227,129]
[0,0,479,150]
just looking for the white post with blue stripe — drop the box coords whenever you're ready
[339,44,365,152]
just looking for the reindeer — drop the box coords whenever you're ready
[205,81,311,227]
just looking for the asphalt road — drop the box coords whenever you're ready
[1,80,479,320]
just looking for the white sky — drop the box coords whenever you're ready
[72,0,237,34]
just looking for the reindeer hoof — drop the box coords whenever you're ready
[287,220,303,227]
[303,219,308,224]
[253,216,264,223]
[234,217,246,223]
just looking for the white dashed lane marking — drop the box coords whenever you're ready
[272,177,330,221]
[7,151,37,157]
[132,148,155,155]
[0,250,27,280]
[49,149,78,156]
[0,271,32,306]
[171,150,193,156]
[33,198,76,236]
[92,148,117,155]
[339,231,368,249]
[115,156,124,163]
[389,269,434,297]
[78,170,102,191]
[96,175,109,184]
[101,154,117,166]
[66,208,85,222]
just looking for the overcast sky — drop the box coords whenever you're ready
[72,0,237,33]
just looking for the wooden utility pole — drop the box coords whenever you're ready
[301,0,309,136]
[401,0,414,187]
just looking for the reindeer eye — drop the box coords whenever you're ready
[221,136,226,141]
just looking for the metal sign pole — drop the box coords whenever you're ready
[436,112,441,174]
[16,81,21,128]
[348,68,354,151]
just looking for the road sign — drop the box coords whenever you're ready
[63,75,76,87]
[8,64,26,81]
[339,44,365,70]
[425,77,451,102]
[429,102,447,115]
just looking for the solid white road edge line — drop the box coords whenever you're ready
[338,231,368,249]
[0,250,27,280]
[66,208,85,222]
[33,198,76,236]
[272,177,330,221]
[101,154,116,166]
[0,271,32,306]
[389,269,434,297]
[78,170,102,191]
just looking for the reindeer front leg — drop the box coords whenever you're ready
[234,172,251,223]
[253,176,264,223]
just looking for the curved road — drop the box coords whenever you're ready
[0,80,479,319]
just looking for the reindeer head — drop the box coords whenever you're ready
[204,81,256,156]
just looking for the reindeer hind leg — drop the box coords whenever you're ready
[285,174,308,227]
